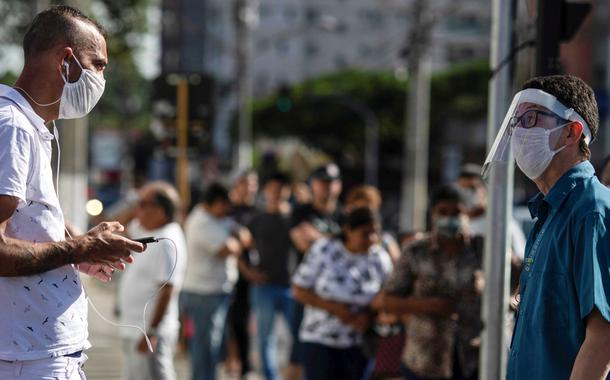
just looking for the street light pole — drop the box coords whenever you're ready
[399,0,431,232]
[480,0,514,379]
[235,0,258,170]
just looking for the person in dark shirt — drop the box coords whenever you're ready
[287,163,343,379]
[226,169,259,377]
[240,172,296,380]
[290,163,343,252]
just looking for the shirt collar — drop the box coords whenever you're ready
[528,161,595,218]
[0,84,53,140]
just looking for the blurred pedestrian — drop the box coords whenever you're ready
[292,207,393,380]
[287,163,343,379]
[290,163,343,252]
[372,185,483,380]
[455,163,526,261]
[118,182,187,380]
[240,172,297,380]
[226,169,259,377]
[0,6,144,379]
[344,185,401,261]
[484,74,610,379]
[180,183,249,380]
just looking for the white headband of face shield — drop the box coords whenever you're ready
[482,88,592,181]
[514,89,591,143]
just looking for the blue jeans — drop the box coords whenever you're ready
[180,291,230,380]
[250,284,296,380]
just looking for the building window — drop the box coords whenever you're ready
[284,6,298,21]
[334,55,347,69]
[259,4,272,19]
[305,42,319,58]
[358,44,371,58]
[306,8,320,25]
[276,39,290,55]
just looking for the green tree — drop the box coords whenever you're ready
[0,0,152,130]
[251,59,490,185]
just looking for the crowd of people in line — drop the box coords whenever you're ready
[114,161,528,380]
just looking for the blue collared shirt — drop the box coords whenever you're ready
[507,161,610,379]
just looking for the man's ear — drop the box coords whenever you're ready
[55,46,73,75]
[566,121,584,145]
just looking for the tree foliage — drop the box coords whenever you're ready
[0,0,152,129]
[251,59,490,183]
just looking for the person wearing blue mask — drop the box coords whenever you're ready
[0,6,144,380]
[484,75,610,379]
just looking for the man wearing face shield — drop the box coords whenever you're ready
[483,75,610,379]
[0,6,144,379]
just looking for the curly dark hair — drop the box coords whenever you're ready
[522,75,599,159]
[23,5,106,59]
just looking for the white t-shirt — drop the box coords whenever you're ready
[0,85,90,360]
[292,238,393,348]
[470,214,526,259]
[118,221,187,339]
[182,207,238,294]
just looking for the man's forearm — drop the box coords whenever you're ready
[148,285,174,330]
[570,338,610,380]
[570,309,610,380]
[0,237,79,277]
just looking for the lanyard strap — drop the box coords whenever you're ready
[524,208,556,273]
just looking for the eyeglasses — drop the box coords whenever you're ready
[509,109,567,130]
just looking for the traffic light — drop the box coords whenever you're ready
[535,0,591,76]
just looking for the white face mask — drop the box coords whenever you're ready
[511,123,568,180]
[59,55,106,119]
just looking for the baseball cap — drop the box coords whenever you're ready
[309,163,341,181]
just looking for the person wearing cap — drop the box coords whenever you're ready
[290,163,343,253]
[287,163,342,379]
[483,75,610,379]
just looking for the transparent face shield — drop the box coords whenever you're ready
[482,88,592,181]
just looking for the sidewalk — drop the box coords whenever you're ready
[83,277,292,379]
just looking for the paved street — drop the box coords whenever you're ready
[83,277,189,379]
[82,277,291,380]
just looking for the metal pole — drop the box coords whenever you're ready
[235,0,256,169]
[399,0,431,232]
[535,0,561,76]
[480,0,514,378]
[57,0,88,233]
[176,78,190,209]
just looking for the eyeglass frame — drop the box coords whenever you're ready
[508,109,569,131]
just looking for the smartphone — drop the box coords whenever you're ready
[133,237,157,244]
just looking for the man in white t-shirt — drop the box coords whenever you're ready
[181,183,249,380]
[0,6,144,380]
[118,182,187,380]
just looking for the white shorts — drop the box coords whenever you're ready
[0,352,87,380]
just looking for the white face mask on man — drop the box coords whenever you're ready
[510,123,568,180]
[59,54,106,119]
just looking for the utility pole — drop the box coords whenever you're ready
[480,0,514,379]
[58,0,89,232]
[176,78,190,209]
[399,0,431,232]
[535,0,591,76]
[234,0,258,170]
